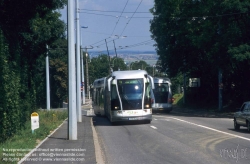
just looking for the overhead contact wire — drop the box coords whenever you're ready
[111,0,129,36]
[120,0,143,36]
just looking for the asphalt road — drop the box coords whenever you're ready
[93,113,250,164]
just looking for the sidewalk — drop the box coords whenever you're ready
[19,99,98,164]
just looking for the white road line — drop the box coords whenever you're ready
[154,116,250,142]
[150,126,157,129]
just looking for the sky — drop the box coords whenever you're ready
[59,0,156,54]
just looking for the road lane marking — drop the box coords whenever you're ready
[154,116,250,142]
[150,126,157,129]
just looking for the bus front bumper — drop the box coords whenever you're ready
[110,110,152,122]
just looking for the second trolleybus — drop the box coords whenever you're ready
[151,77,174,113]
[92,70,154,123]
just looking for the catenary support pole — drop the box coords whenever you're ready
[81,47,85,105]
[85,48,89,99]
[46,45,50,111]
[80,26,88,105]
[68,0,77,140]
[75,0,82,122]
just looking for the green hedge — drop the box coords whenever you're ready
[0,29,33,143]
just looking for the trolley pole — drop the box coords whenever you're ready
[105,39,111,74]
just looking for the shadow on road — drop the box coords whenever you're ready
[48,136,67,140]
[153,106,235,119]
[227,128,250,134]
[92,115,151,127]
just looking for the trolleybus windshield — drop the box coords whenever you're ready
[118,79,143,110]
[153,83,170,103]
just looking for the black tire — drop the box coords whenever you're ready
[247,121,250,132]
[111,121,118,126]
[144,120,151,124]
[234,118,240,130]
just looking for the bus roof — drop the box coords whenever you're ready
[153,77,171,84]
[112,70,148,79]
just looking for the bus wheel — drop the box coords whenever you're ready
[144,120,151,124]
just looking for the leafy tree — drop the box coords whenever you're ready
[88,54,128,85]
[0,30,21,142]
[150,0,250,107]
[49,39,68,107]
[130,60,148,70]
[110,57,128,72]
[0,0,67,142]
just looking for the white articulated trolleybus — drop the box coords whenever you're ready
[152,77,174,113]
[92,70,154,124]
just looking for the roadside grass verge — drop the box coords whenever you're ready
[173,94,184,106]
[173,93,217,110]
[173,94,234,114]
[0,110,68,164]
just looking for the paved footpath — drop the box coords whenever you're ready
[18,99,99,164]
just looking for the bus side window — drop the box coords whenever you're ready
[111,85,118,99]
[94,89,97,105]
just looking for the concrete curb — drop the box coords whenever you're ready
[91,117,105,164]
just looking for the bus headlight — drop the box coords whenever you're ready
[114,106,119,110]
[145,104,150,108]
